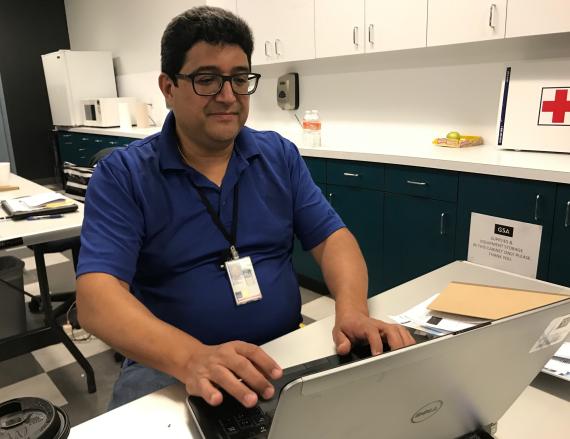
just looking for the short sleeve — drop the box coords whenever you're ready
[76,156,145,284]
[287,143,345,250]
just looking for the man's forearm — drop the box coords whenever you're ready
[76,273,201,381]
[311,228,369,315]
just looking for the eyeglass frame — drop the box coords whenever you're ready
[174,72,262,96]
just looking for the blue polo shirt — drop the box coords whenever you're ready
[77,112,344,346]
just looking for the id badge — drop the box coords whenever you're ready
[225,256,263,305]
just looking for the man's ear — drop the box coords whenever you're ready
[158,73,176,105]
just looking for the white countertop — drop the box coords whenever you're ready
[64,125,570,184]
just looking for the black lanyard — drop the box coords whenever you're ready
[191,181,240,260]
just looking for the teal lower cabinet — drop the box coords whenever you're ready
[456,173,556,280]
[327,184,383,297]
[548,184,570,287]
[57,131,137,166]
[382,193,457,291]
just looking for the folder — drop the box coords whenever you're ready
[1,195,78,221]
[428,282,567,320]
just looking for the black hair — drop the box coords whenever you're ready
[161,6,254,84]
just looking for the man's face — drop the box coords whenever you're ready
[160,42,251,151]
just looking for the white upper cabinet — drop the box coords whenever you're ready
[365,0,427,53]
[427,0,507,46]
[315,0,365,58]
[315,1,427,58]
[237,0,315,66]
[506,0,570,38]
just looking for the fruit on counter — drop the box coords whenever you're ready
[446,131,461,140]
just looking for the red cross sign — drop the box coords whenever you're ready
[539,87,570,125]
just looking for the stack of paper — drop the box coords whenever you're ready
[1,192,77,220]
[543,342,570,381]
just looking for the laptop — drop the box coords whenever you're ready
[187,297,570,439]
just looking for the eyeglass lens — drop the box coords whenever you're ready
[193,74,257,95]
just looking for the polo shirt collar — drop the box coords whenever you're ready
[158,111,261,173]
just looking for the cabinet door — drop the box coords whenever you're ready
[238,0,315,65]
[456,174,556,280]
[328,184,383,297]
[548,185,570,287]
[365,0,427,53]
[383,193,456,291]
[427,0,507,46]
[506,0,570,38]
[315,0,365,58]
[237,0,276,65]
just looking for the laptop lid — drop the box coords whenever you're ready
[268,298,570,439]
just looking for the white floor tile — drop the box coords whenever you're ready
[301,296,336,322]
[23,281,40,296]
[22,251,71,272]
[0,373,67,407]
[32,337,111,372]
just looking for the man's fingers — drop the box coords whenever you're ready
[365,327,384,356]
[236,343,282,380]
[197,377,223,406]
[226,352,275,400]
[211,366,259,408]
[333,327,351,355]
[399,325,416,346]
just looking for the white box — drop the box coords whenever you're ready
[497,59,570,153]
[41,50,117,126]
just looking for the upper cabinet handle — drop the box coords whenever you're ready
[534,194,541,221]
[368,24,375,45]
[565,201,570,228]
[343,172,360,177]
[264,40,272,57]
[353,26,359,47]
[488,4,497,29]
[440,212,446,236]
[406,180,428,186]
[274,39,282,56]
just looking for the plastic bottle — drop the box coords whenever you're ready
[302,110,321,147]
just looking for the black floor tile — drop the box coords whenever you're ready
[0,353,45,388]
[48,349,121,427]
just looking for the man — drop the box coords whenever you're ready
[76,6,415,410]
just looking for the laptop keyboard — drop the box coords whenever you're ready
[218,406,269,438]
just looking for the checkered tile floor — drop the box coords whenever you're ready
[0,246,334,427]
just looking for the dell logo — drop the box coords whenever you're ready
[411,400,443,423]
[494,224,514,237]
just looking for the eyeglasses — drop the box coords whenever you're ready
[174,72,262,96]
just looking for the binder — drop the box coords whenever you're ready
[1,196,78,221]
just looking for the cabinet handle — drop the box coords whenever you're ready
[368,24,375,45]
[353,26,359,47]
[264,41,272,57]
[440,212,446,236]
[488,3,497,29]
[406,180,428,186]
[274,39,282,56]
[81,137,89,141]
[565,201,570,228]
[94,139,103,143]
[328,192,334,206]
[78,148,86,152]
[534,194,541,221]
[343,172,360,177]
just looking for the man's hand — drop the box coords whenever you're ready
[183,341,283,408]
[333,310,416,356]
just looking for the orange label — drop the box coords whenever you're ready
[302,121,321,130]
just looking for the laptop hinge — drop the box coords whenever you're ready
[455,423,497,439]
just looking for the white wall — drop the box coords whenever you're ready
[64,1,570,147]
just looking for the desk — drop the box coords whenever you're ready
[0,174,94,392]
[68,261,570,438]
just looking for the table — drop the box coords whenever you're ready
[68,261,570,438]
[0,174,95,392]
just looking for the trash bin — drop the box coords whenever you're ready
[0,256,26,338]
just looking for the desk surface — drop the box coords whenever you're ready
[0,174,83,248]
[68,261,570,438]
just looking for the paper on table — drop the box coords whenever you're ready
[553,341,570,360]
[390,294,489,335]
[21,192,66,208]
[543,357,570,378]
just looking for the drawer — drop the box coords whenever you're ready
[385,165,458,202]
[327,160,384,190]
[303,157,326,184]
